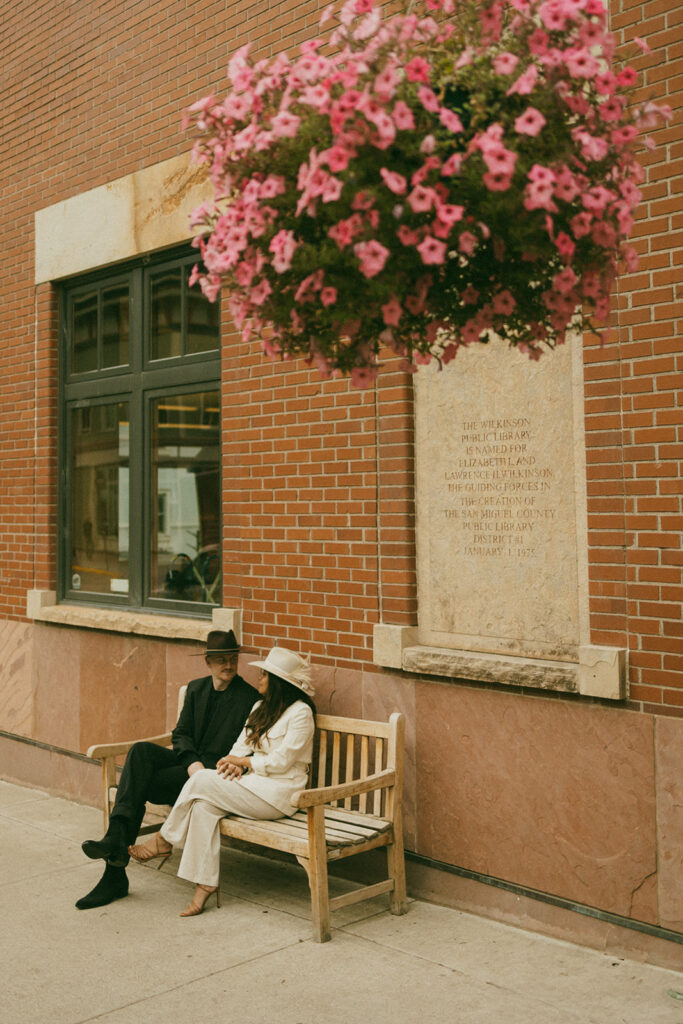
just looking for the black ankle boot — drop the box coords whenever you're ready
[75,864,129,910]
[81,816,129,866]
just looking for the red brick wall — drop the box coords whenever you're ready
[1,0,680,711]
[0,0,329,623]
[583,0,682,716]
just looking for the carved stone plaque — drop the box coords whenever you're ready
[414,337,589,662]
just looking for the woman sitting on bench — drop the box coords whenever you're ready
[129,646,316,917]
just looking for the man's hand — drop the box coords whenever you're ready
[187,761,204,777]
[216,754,250,779]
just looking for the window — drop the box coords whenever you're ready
[60,248,221,613]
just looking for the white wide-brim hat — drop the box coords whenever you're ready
[249,646,315,696]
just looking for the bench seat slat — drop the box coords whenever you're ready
[219,809,391,850]
[290,811,391,840]
[317,807,392,830]
[240,815,367,844]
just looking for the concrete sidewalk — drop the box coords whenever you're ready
[1,780,681,1024]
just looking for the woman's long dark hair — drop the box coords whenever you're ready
[245,673,316,748]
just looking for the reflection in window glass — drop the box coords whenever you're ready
[71,403,129,594]
[187,279,220,354]
[150,391,220,604]
[150,270,182,360]
[73,292,98,373]
[102,285,130,367]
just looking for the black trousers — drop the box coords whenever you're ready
[110,742,191,846]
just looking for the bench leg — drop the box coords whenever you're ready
[386,835,408,915]
[305,805,331,942]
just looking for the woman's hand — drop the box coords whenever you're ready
[216,754,251,779]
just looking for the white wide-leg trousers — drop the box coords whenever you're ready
[160,769,281,886]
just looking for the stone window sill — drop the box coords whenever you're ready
[372,624,626,700]
[26,590,241,643]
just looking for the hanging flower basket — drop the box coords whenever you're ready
[186,0,670,386]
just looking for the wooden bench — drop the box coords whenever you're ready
[88,687,408,942]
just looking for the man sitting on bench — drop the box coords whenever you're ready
[76,629,257,910]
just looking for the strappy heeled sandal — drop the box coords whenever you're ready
[127,832,173,869]
[180,884,222,917]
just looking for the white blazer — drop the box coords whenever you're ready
[229,700,315,814]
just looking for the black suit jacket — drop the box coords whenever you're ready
[171,674,258,770]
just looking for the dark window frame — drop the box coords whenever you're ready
[58,246,221,616]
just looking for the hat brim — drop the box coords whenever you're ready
[190,647,240,656]
[249,659,314,695]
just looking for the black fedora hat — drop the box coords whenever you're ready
[190,629,240,655]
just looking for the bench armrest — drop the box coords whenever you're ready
[87,733,172,760]
[291,768,396,809]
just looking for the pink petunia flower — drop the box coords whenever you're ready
[563,47,600,80]
[354,239,390,277]
[408,185,438,213]
[570,211,592,238]
[441,153,462,175]
[595,72,617,96]
[417,236,447,265]
[539,0,571,32]
[436,203,465,228]
[483,171,512,191]
[397,225,422,246]
[554,232,575,261]
[492,290,516,315]
[552,266,578,294]
[320,286,337,306]
[405,57,431,83]
[328,219,354,249]
[322,145,352,172]
[514,107,546,136]
[458,231,478,255]
[392,101,415,130]
[374,65,401,101]
[350,366,378,389]
[259,175,286,198]
[380,168,408,194]
[528,28,549,56]
[461,319,483,344]
[271,110,300,138]
[506,64,539,96]
[439,107,464,132]
[553,166,580,202]
[250,278,272,305]
[617,66,638,87]
[418,87,441,113]
[494,52,519,75]
[269,228,298,273]
[481,145,517,176]
[591,221,617,248]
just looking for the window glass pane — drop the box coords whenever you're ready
[187,277,220,354]
[70,403,130,595]
[73,292,98,373]
[102,284,130,367]
[150,391,220,604]
[150,270,182,360]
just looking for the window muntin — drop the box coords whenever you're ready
[61,250,221,614]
